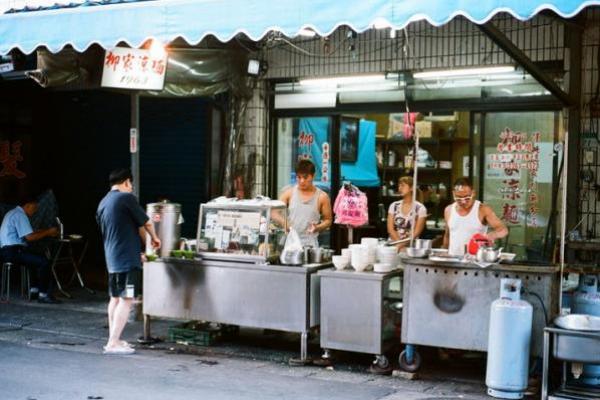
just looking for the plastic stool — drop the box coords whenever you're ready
[1,262,31,302]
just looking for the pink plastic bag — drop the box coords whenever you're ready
[333,186,368,227]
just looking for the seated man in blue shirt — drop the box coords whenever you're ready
[0,196,60,303]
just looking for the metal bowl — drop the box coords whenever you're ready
[555,314,600,331]
[406,247,429,258]
[414,239,432,250]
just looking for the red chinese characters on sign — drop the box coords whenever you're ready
[491,128,542,227]
[321,142,330,182]
[502,203,519,225]
[500,179,521,201]
[0,140,26,179]
[104,51,165,76]
[102,47,167,90]
[298,131,314,146]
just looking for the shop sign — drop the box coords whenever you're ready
[101,47,167,90]
[486,128,541,227]
[0,140,26,179]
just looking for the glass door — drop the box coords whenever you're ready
[477,111,560,262]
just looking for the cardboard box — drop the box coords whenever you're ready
[415,121,433,138]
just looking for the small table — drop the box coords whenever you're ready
[49,236,94,298]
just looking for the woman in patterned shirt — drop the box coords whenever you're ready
[387,176,427,249]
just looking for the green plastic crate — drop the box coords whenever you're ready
[168,321,239,346]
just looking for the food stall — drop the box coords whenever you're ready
[399,255,558,370]
[142,198,330,362]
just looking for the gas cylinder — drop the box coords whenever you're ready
[572,274,600,386]
[486,279,533,399]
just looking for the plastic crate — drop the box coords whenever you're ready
[168,321,239,346]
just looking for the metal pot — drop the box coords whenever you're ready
[320,248,334,262]
[303,246,313,264]
[406,247,429,258]
[282,249,304,265]
[414,239,432,250]
[309,247,324,263]
[146,201,182,258]
[476,246,502,263]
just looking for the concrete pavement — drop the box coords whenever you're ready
[0,290,491,400]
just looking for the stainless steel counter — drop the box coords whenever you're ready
[318,268,402,356]
[400,256,558,357]
[143,258,330,361]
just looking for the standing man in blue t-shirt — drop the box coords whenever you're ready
[0,196,59,303]
[96,168,161,355]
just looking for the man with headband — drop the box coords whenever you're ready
[443,177,508,256]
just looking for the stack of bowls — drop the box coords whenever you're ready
[377,245,398,267]
[349,244,369,272]
[361,237,378,264]
[341,248,351,259]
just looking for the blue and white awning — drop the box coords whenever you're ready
[0,0,598,54]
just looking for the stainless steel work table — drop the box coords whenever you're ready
[318,268,403,369]
[399,256,558,370]
[143,258,330,361]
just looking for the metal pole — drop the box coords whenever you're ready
[410,123,419,248]
[559,134,568,314]
[131,92,140,197]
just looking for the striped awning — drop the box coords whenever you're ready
[0,0,598,54]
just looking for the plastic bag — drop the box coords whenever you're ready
[333,186,369,227]
[280,228,303,264]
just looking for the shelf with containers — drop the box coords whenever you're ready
[374,112,472,238]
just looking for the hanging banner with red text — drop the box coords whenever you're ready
[297,118,331,188]
[101,47,167,90]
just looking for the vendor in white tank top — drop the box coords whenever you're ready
[280,159,333,247]
[443,177,508,256]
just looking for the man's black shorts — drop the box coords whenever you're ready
[108,269,142,298]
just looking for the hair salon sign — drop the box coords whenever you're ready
[101,47,167,90]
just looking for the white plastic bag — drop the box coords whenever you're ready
[280,228,303,264]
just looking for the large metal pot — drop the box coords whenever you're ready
[146,202,182,258]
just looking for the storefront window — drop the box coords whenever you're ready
[479,111,559,262]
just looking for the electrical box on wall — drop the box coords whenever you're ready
[584,150,595,165]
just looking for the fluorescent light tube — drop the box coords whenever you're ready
[299,74,386,87]
[413,66,515,79]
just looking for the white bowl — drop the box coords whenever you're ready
[373,263,392,273]
[341,248,351,258]
[379,255,397,264]
[353,262,368,272]
[499,252,516,262]
[332,255,349,270]
[361,237,379,248]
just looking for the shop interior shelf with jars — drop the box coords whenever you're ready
[374,112,471,234]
